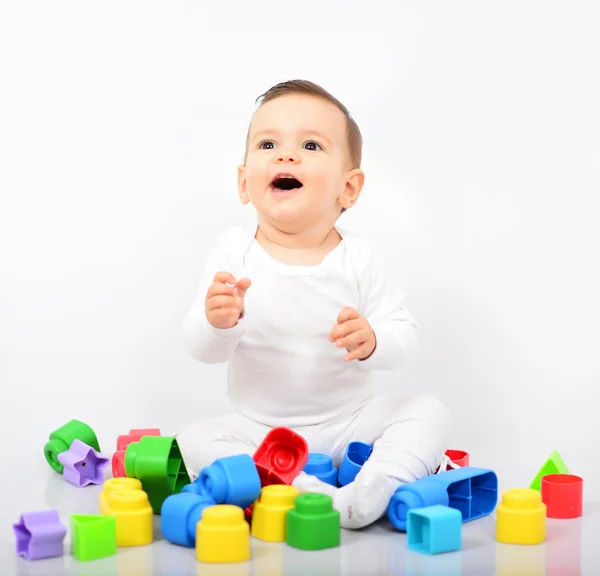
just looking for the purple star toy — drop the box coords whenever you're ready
[13,510,67,560]
[57,439,109,487]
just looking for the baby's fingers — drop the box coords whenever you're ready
[206,295,242,312]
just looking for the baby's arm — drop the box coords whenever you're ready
[182,230,250,364]
[355,242,419,371]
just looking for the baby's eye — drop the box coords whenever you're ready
[258,140,276,150]
[303,141,322,151]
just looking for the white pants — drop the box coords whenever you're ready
[177,394,452,485]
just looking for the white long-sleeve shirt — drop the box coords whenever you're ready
[183,222,418,427]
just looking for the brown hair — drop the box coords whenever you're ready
[245,80,362,215]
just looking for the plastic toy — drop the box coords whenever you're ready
[436,449,470,472]
[13,510,67,561]
[286,493,340,550]
[112,429,161,478]
[195,454,261,509]
[99,477,143,513]
[196,505,250,563]
[124,436,188,513]
[541,474,583,519]
[57,439,109,487]
[407,505,462,554]
[337,441,372,486]
[529,450,569,491]
[251,485,299,542]
[496,488,546,544]
[44,419,100,474]
[71,514,117,562]
[303,453,338,486]
[161,491,215,547]
[387,466,498,531]
[254,427,309,486]
[98,478,153,546]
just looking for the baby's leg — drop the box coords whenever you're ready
[293,394,452,529]
[177,412,271,480]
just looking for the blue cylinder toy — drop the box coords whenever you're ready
[338,441,373,486]
[303,453,338,486]
[161,492,215,547]
[387,478,449,530]
[196,453,261,509]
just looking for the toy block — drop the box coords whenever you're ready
[496,488,546,544]
[57,439,109,487]
[13,510,67,561]
[436,449,470,472]
[161,492,215,547]
[541,474,583,518]
[286,493,340,550]
[113,429,161,478]
[196,505,250,563]
[99,478,153,546]
[252,485,299,542]
[44,419,100,474]
[530,450,569,491]
[388,466,498,531]
[337,441,372,486]
[71,514,116,562]
[124,436,188,513]
[303,453,338,486]
[407,505,462,554]
[196,454,261,509]
[253,427,309,486]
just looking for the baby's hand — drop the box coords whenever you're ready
[205,272,252,329]
[328,307,376,362]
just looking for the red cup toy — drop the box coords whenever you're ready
[541,474,583,519]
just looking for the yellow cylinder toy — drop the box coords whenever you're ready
[496,488,546,545]
[99,478,152,546]
[196,505,250,563]
[251,485,299,542]
[99,477,143,515]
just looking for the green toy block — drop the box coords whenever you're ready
[44,419,101,474]
[71,514,116,562]
[286,493,340,550]
[124,435,188,513]
[530,450,569,491]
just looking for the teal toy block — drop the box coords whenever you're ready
[407,505,462,555]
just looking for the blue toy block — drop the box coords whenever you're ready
[160,492,215,547]
[337,442,373,486]
[195,454,261,509]
[303,453,338,486]
[387,466,498,531]
[407,505,462,554]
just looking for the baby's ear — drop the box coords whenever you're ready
[237,165,250,205]
[339,168,365,209]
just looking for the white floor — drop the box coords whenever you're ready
[1,455,596,575]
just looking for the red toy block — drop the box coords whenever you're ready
[436,449,470,473]
[253,427,309,486]
[245,427,309,522]
[112,429,161,478]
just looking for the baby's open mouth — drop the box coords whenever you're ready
[270,174,303,192]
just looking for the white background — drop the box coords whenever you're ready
[1,0,599,513]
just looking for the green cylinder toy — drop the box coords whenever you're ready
[286,493,341,550]
[44,419,101,474]
[125,435,188,513]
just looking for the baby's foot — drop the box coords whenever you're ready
[292,471,338,498]
[333,469,396,529]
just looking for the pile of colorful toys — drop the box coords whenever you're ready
[12,419,584,564]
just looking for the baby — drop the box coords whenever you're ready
[177,79,452,529]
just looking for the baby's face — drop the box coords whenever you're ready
[239,94,354,227]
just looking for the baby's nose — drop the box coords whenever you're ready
[275,148,299,163]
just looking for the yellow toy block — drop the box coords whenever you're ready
[99,478,152,546]
[99,478,143,514]
[251,485,299,542]
[496,488,546,545]
[196,505,250,564]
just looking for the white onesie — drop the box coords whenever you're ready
[182,222,419,427]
